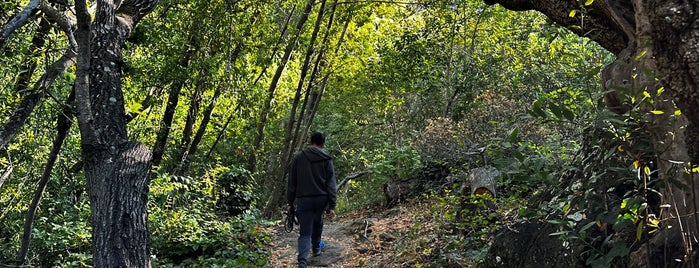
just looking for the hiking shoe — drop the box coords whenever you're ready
[298,260,307,268]
[313,240,325,256]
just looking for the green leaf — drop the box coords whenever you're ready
[549,230,570,237]
[513,150,526,162]
[569,10,577,18]
[508,128,519,143]
[656,86,665,95]
[549,104,562,118]
[580,221,596,233]
[635,49,648,60]
[584,0,595,6]
[531,100,547,118]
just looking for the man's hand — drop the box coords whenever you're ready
[326,209,335,220]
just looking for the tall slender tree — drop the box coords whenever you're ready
[250,0,316,173]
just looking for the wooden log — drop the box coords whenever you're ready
[469,165,499,198]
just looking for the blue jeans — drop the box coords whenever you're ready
[296,196,327,265]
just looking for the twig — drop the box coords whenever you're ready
[363,219,369,238]
[338,170,369,190]
[363,219,375,250]
[0,166,14,190]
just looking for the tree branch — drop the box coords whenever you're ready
[39,1,78,49]
[338,170,370,190]
[74,0,96,145]
[1,0,41,45]
[483,0,628,54]
[16,91,74,266]
[0,166,13,192]
[0,49,76,150]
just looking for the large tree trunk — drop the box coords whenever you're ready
[632,1,699,266]
[485,0,699,266]
[74,0,159,266]
[83,142,152,267]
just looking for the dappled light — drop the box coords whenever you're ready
[2,0,698,267]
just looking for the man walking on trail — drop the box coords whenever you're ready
[287,132,337,268]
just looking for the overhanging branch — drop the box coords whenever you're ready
[483,0,629,54]
[1,0,41,45]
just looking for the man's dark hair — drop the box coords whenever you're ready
[310,132,326,146]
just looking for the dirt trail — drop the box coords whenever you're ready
[268,219,355,267]
[268,203,429,267]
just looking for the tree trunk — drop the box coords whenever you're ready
[74,0,159,266]
[631,1,699,266]
[84,142,152,267]
[181,87,201,152]
[151,35,197,168]
[249,0,316,173]
[469,165,499,198]
[174,77,204,173]
[0,44,76,150]
[0,17,49,152]
[16,91,74,265]
[184,12,256,170]
[252,6,296,86]
[263,0,328,218]
[484,0,699,265]
[206,111,235,159]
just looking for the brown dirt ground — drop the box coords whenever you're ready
[267,200,435,267]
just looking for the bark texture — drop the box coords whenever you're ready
[84,142,152,267]
[74,0,159,266]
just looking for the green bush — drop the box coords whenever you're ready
[149,168,270,267]
[213,166,256,217]
[150,210,271,267]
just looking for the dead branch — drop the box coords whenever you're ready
[338,170,370,190]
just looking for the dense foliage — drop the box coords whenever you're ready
[3,0,671,266]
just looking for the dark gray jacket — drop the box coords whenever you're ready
[287,146,337,210]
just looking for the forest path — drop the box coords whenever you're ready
[268,218,354,267]
[267,203,423,267]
